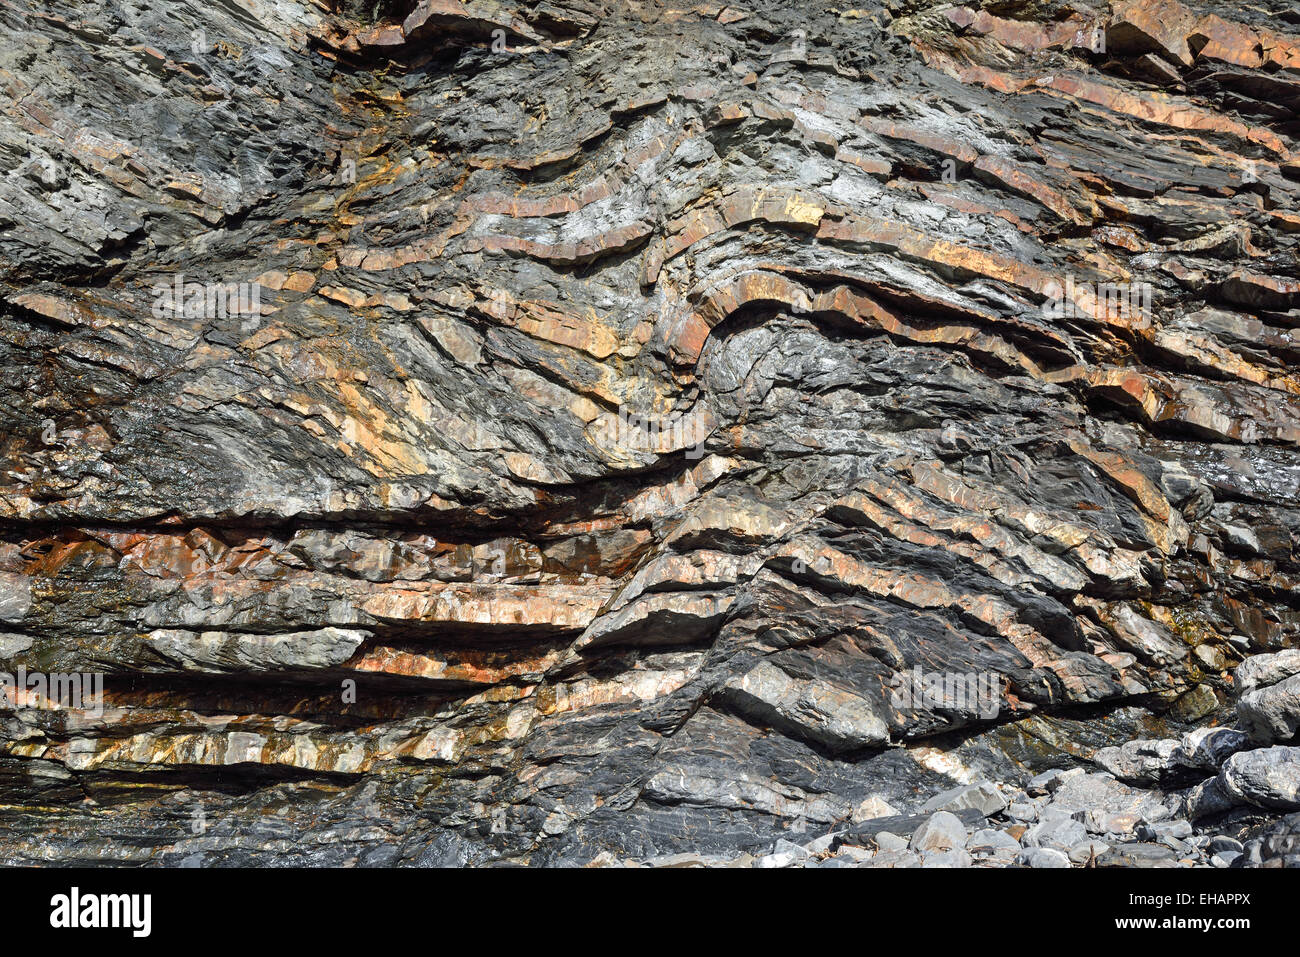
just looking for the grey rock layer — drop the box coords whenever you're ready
[0,0,1298,865]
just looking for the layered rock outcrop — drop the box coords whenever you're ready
[0,0,1298,865]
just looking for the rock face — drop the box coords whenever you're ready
[0,0,1298,866]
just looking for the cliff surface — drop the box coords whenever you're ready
[1,0,1299,866]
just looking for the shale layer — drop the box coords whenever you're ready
[1,0,1299,865]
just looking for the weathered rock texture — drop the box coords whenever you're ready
[0,0,1298,865]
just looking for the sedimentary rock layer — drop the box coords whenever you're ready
[0,0,1298,865]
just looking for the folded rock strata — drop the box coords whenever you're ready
[0,0,1298,865]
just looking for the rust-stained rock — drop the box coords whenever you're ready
[0,0,1298,870]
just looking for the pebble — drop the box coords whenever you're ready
[921,848,972,867]
[867,849,921,868]
[1137,819,1191,841]
[909,811,969,853]
[1207,836,1243,855]
[1098,842,1179,868]
[1006,801,1038,823]
[873,831,908,852]
[1026,769,1066,795]
[1221,746,1300,809]
[967,828,1021,860]
[1017,847,1071,868]
[1024,811,1088,850]
[921,781,1007,818]
[1068,839,1111,864]
[799,834,836,855]
[773,838,813,860]
[835,845,875,862]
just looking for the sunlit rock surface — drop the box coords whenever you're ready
[0,0,1298,865]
